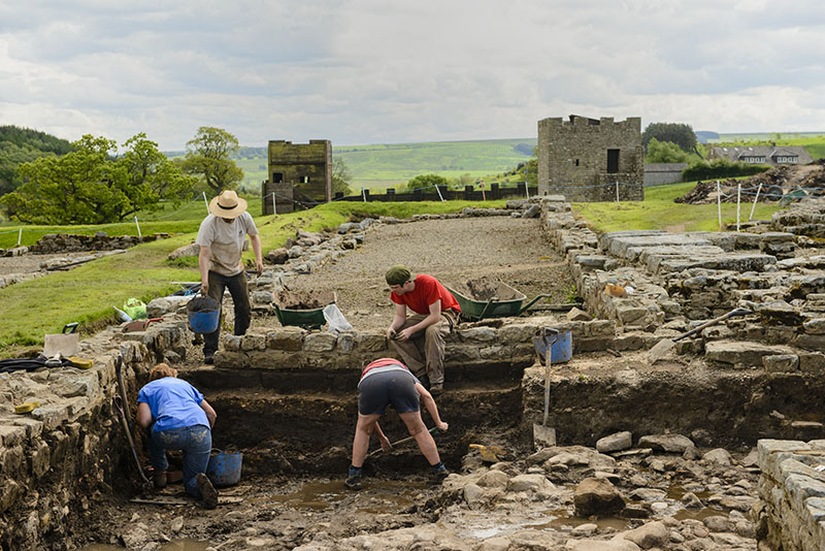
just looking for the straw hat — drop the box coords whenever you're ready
[209,190,248,219]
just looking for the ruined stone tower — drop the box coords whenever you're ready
[262,140,332,214]
[537,115,644,202]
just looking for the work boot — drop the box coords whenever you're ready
[429,384,444,397]
[152,470,167,489]
[345,466,362,491]
[203,354,214,365]
[195,473,218,509]
[431,462,449,484]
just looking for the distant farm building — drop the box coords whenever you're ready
[644,163,688,186]
[262,140,332,214]
[537,115,644,201]
[707,145,813,167]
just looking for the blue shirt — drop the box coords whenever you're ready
[137,377,209,432]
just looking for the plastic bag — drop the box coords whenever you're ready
[323,304,352,334]
[123,298,147,320]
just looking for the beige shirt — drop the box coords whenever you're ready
[196,212,258,276]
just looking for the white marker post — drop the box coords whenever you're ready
[749,183,762,221]
[361,188,367,202]
[736,183,742,232]
[272,192,277,216]
[134,216,142,239]
[435,185,445,202]
[202,191,209,213]
[17,228,22,247]
[717,181,722,231]
[615,181,620,202]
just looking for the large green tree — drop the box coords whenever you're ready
[332,157,352,195]
[0,133,196,224]
[645,138,690,163]
[404,173,449,192]
[0,125,73,196]
[180,126,244,193]
[642,122,698,154]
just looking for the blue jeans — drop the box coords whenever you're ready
[148,425,212,497]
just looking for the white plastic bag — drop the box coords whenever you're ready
[323,304,353,334]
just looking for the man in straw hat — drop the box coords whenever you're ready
[196,190,264,364]
[385,265,460,396]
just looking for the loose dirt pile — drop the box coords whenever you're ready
[675,160,825,205]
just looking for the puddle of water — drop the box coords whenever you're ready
[527,508,629,532]
[673,507,729,522]
[79,539,209,551]
[254,479,428,512]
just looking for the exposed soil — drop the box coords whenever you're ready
[283,216,574,333]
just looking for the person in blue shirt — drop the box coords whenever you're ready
[137,363,219,509]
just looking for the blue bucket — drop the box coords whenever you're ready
[533,328,573,364]
[206,448,242,487]
[187,296,220,334]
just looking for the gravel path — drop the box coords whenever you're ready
[283,216,575,333]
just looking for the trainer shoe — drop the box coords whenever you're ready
[431,462,449,484]
[345,466,362,490]
[195,473,218,509]
[152,470,167,489]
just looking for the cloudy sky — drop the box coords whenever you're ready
[1,0,824,150]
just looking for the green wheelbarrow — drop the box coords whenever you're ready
[273,290,336,329]
[446,280,552,322]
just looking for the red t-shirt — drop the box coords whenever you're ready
[390,274,460,316]
[360,357,408,378]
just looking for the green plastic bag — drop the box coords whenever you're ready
[123,298,147,320]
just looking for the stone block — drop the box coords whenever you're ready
[705,340,793,368]
[30,440,51,479]
[1,445,25,478]
[266,328,304,351]
[797,334,825,352]
[0,425,26,447]
[799,352,825,374]
[336,333,355,353]
[498,325,538,343]
[9,418,43,439]
[763,354,800,373]
[804,319,825,335]
[354,333,388,353]
[457,327,497,342]
[585,320,616,338]
[241,334,266,351]
[0,479,21,514]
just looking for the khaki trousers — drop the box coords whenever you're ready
[390,311,458,387]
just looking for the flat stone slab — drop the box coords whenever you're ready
[656,253,776,274]
[603,234,713,260]
[705,340,796,367]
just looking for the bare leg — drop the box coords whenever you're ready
[399,410,440,465]
[351,414,380,468]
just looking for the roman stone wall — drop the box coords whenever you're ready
[537,115,644,202]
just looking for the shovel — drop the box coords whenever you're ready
[647,307,751,363]
[533,327,558,449]
[44,323,79,358]
[366,426,441,459]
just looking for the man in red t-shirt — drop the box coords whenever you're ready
[385,265,460,395]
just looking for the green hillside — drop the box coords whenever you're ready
[228,138,537,192]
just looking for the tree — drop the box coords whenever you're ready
[180,126,244,193]
[404,174,449,192]
[642,123,698,153]
[645,138,690,163]
[0,133,197,224]
[332,157,352,195]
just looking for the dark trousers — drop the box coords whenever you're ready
[203,270,251,356]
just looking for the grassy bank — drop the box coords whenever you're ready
[573,181,785,233]
[0,200,504,356]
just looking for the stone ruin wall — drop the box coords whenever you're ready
[3,196,825,549]
[265,140,332,209]
[537,115,644,202]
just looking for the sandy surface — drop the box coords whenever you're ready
[282,216,575,333]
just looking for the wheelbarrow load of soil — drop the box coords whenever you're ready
[274,290,336,329]
[446,276,551,321]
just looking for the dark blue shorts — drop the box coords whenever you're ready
[358,370,420,416]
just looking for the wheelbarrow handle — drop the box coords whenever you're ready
[519,294,553,316]
[62,322,79,334]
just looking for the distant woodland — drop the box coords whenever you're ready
[0,125,73,195]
